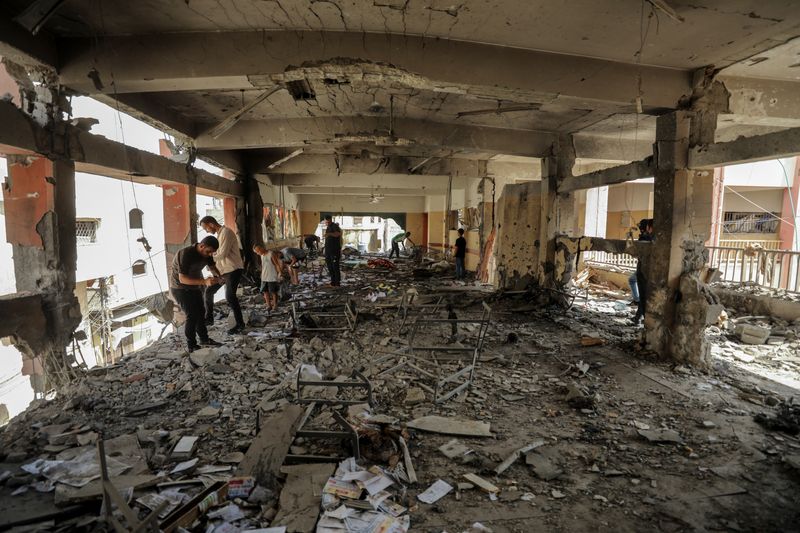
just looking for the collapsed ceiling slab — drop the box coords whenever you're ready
[0,0,797,192]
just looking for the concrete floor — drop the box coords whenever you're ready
[1,260,798,532]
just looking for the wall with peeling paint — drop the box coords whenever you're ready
[493,180,541,289]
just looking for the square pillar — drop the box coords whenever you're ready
[537,155,558,288]
[2,155,81,364]
[645,111,718,367]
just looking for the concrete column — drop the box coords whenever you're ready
[707,167,725,247]
[159,140,196,267]
[537,155,557,287]
[2,155,81,371]
[645,111,719,368]
[777,157,800,251]
[245,174,264,251]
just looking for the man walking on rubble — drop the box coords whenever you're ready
[323,215,342,287]
[199,216,246,334]
[389,231,413,259]
[453,228,467,279]
[632,218,654,325]
[169,236,224,353]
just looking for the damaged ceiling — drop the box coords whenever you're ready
[1,0,799,190]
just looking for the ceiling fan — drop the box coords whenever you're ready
[358,186,386,204]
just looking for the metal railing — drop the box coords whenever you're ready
[706,246,800,293]
[718,239,782,250]
[582,250,637,269]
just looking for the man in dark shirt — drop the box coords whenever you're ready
[633,219,654,325]
[303,234,320,252]
[453,228,467,279]
[169,236,224,352]
[323,215,342,287]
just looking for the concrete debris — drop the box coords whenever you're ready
[439,439,473,460]
[407,416,492,437]
[525,452,563,481]
[736,323,771,345]
[0,262,798,531]
[637,428,683,444]
[494,439,545,475]
[188,347,219,367]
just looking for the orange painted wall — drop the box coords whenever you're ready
[427,210,446,252]
[406,212,425,246]
[300,211,322,235]
[3,158,55,248]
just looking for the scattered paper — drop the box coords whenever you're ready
[170,458,198,474]
[417,479,453,504]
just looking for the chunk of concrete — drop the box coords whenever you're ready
[407,416,491,437]
[189,348,219,367]
[736,324,770,345]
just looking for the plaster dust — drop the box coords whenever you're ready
[0,257,798,532]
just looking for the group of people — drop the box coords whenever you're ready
[168,213,470,352]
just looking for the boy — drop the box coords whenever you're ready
[254,245,284,312]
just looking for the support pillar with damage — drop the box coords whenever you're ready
[645,111,722,368]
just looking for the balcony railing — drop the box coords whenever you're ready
[582,250,637,269]
[706,246,800,294]
[718,239,783,250]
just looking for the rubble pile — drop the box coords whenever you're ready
[1,259,799,532]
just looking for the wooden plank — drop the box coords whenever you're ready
[272,463,336,533]
[237,404,305,488]
[463,473,500,493]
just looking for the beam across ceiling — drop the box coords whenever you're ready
[0,101,242,197]
[58,30,692,109]
[257,153,487,176]
[0,15,57,67]
[688,126,800,169]
[195,117,555,157]
[271,173,450,191]
[559,158,654,193]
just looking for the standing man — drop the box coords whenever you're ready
[323,215,342,287]
[453,228,467,279]
[199,216,245,334]
[169,236,223,353]
[633,219,654,325]
[389,231,412,259]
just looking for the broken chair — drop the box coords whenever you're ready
[287,369,375,462]
[291,299,358,334]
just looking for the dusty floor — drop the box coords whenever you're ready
[1,259,799,532]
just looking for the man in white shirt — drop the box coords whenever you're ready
[199,216,245,334]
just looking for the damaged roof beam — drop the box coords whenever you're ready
[688,126,800,169]
[0,100,243,197]
[558,157,654,193]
